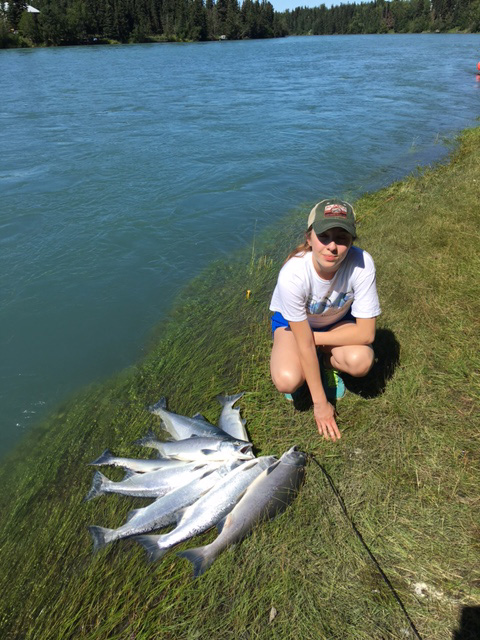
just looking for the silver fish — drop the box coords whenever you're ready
[177,446,306,576]
[149,397,236,441]
[191,413,211,425]
[216,393,249,442]
[88,460,243,552]
[136,434,254,462]
[134,455,278,562]
[84,460,217,501]
[88,449,187,473]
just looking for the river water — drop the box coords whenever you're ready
[1,34,479,456]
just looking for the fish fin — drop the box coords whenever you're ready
[88,449,114,466]
[175,507,188,524]
[133,429,159,448]
[88,525,114,552]
[229,392,244,404]
[200,449,216,455]
[134,535,166,563]
[189,434,199,438]
[215,392,244,407]
[216,513,232,534]
[215,394,227,407]
[177,546,215,578]
[84,471,108,502]
[126,507,144,522]
[148,397,167,413]
[198,467,216,478]
[239,459,258,472]
[198,484,215,498]
[122,469,138,481]
[265,460,281,476]
[191,413,207,421]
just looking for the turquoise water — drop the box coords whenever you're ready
[1,34,479,455]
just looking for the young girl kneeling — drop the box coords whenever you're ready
[270,199,381,441]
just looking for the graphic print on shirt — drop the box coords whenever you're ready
[306,290,354,317]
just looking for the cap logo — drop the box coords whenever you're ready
[324,204,347,218]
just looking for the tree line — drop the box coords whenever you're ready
[284,0,480,36]
[0,0,284,46]
[1,0,479,48]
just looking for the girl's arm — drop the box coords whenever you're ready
[313,317,376,347]
[289,319,341,441]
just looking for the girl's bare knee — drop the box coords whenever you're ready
[343,349,374,377]
[271,369,304,393]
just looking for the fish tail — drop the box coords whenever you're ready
[215,392,244,407]
[84,471,109,502]
[133,429,160,449]
[148,397,167,414]
[88,449,114,466]
[134,535,167,563]
[88,525,115,552]
[177,546,215,578]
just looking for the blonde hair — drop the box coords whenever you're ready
[283,228,313,265]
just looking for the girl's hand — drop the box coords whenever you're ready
[313,401,341,441]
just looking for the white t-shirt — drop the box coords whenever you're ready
[269,246,381,329]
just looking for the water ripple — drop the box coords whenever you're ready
[1,34,480,453]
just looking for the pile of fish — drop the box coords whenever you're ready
[85,393,306,577]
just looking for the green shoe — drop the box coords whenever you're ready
[321,362,346,400]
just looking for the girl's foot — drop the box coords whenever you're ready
[284,383,309,405]
[321,360,346,400]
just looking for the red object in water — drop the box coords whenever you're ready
[477,61,480,71]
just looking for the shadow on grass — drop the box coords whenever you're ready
[291,328,400,411]
[452,606,480,640]
[291,382,342,414]
[343,328,400,399]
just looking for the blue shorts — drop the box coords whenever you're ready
[271,310,355,335]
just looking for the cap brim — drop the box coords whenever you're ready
[312,220,356,239]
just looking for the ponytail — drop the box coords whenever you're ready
[283,228,312,265]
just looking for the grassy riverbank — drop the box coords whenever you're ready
[1,128,479,640]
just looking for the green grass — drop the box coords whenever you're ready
[1,128,479,640]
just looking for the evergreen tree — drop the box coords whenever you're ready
[0,5,14,47]
[1,0,480,49]
[103,0,115,37]
[205,0,214,36]
[190,0,207,40]
[38,2,68,44]
[114,0,130,41]
[7,0,27,29]
[66,0,88,42]
[240,0,254,37]
[215,0,227,34]
[224,0,239,38]
[161,0,176,37]
[148,0,162,33]
[18,9,41,40]
[175,0,189,38]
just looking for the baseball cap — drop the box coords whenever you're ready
[307,198,356,239]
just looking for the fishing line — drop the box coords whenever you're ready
[309,454,424,640]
